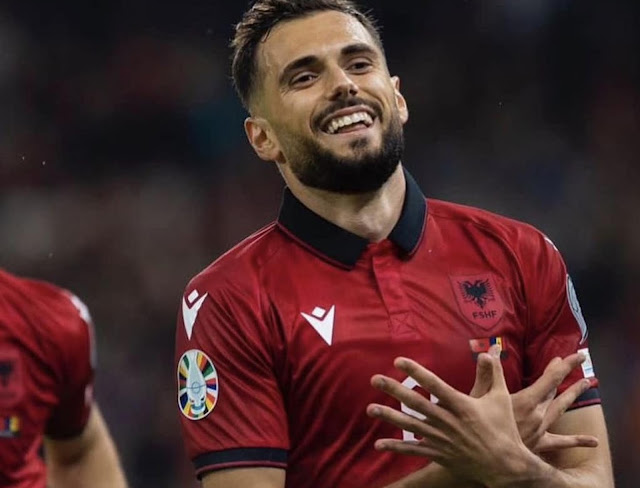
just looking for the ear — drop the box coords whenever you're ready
[244,116,282,162]
[391,76,409,125]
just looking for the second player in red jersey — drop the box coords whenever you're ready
[0,269,127,488]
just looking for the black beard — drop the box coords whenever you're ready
[285,115,404,194]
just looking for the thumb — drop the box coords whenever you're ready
[470,352,493,397]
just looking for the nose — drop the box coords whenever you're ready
[326,66,358,100]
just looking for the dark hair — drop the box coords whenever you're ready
[231,0,383,110]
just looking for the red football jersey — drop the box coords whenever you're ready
[0,269,95,487]
[175,171,600,488]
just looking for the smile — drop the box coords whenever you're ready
[322,111,375,135]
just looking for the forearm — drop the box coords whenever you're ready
[47,407,128,488]
[489,449,613,488]
[383,462,482,488]
[48,432,128,488]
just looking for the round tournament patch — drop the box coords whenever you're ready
[177,349,219,420]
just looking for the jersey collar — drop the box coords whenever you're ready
[277,168,427,269]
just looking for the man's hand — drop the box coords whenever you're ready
[469,350,597,453]
[367,349,536,484]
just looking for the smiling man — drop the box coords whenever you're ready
[174,1,614,487]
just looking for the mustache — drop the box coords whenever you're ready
[314,97,383,129]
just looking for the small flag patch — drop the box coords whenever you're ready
[469,337,508,360]
[0,415,20,438]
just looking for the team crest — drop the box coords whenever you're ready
[0,347,24,408]
[177,349,219,420]
[450,273,504,329]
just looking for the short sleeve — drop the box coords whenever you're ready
[175,274,288,479]
[45,293,95,439]
[520,231,601,410]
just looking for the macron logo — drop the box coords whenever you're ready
[182,290,208,340]
[301,305,335,346]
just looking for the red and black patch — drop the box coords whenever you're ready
[0,347,24,408]
[450,273,504,329]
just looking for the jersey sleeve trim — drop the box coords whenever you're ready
[193,447,287,478]
[567,388,601,411]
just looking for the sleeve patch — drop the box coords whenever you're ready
[577,347,595,378]
[177,349,219,420]
[566,275,588,344]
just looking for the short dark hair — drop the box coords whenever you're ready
[231,0,383,110]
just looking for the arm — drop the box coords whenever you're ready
[509,405,614,488]
[175,278,288,482]
[45,404,128,488]
[202,467,285,488]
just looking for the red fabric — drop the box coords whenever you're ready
[0,269,94,488]
[176,199,600,488]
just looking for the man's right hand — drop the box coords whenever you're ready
[470,349,598,453]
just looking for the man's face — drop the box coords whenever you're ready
[250,10,408,193]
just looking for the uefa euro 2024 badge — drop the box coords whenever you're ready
[177,349,219,420]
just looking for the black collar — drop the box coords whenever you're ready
[277,168,427,269]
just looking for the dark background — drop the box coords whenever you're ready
[1,0,638,486]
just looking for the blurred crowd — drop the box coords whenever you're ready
[1,1,638,486]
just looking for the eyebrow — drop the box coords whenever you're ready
[278,43,379,86]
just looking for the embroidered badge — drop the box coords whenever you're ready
[450,273,505,329]
[177,349,219,420]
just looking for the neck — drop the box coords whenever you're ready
[283,164,406,242]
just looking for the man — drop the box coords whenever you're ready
[0,268,128,488]
[174,1,614,487]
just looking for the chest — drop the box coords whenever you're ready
[269,246,529,433]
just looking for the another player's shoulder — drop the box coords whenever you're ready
[0,268,91,338]
[186,222,285,295]
[427,198,547,248]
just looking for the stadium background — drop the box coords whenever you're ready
[1,0,638,486]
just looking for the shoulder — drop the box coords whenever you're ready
[427,198,550,251]
[0,268,92,344]
[186,222,285,299]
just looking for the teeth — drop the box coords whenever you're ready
[326,111,373,134]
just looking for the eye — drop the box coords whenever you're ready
[291,73,317,87]
[348,59,373,72]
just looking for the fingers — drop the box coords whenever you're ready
[370,374,441,420]
[527,353,586,402]
[393,358,463,410]
[542,378,592,430]
[469,353,493,398]
[535,432,599,453]
[366,403,445,441]
[542,356,563,374]
[485,345,509,394]
[372,438,440,459]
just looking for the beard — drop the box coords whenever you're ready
[282,108,405,194]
